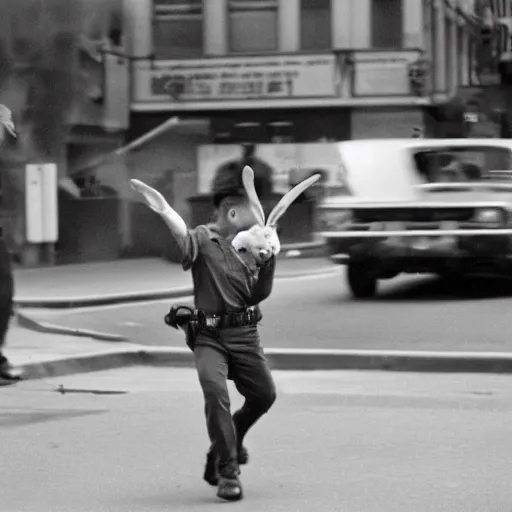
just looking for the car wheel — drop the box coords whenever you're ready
[347,262,378,299]
[438,271,469,296]
[439,271,466,286]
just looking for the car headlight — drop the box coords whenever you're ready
[472,208,504,225]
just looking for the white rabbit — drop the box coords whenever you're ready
[232,166,321,264]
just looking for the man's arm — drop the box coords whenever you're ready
[250,256,276,304]
[158,208,205,271]
[159,205,187,239]
[130,179,199,269]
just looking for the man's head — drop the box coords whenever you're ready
[215,194,260,236]
[211,160,262,236]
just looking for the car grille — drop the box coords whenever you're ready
[353,207,476,223]
[318,206,508,232]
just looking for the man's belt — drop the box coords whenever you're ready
[201,306,261,329]
[165,305,261,330]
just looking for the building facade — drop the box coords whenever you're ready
[1,0,493,266]
[125,0,478,143]
[0,0,131,266]
[75,0,481,262]
[34,0,488,265]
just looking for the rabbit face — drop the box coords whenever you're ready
[249,226,272,261]
[243,225,279,264]
[264,226,281,256]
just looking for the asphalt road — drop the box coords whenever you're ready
[26,269,512,352]
[3,367,511,512]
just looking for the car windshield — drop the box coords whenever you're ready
[412,146,512,183]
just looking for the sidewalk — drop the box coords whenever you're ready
[7,256,512,381]
[13,257,336,307]
[6,324,512,382]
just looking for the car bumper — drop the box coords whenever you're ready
[322,231,512,265]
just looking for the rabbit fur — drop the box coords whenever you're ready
[232,166,321,264]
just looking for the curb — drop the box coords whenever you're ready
[14,286,195,310]
[14,267,339,310]
[15,312,128,342]
[17,347,512,381]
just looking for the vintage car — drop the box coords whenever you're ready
[317,138,512,298]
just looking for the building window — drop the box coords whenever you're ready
[153,0,203,59]
[228,0,278,53]
[300,0,331,50]
[371,0,403,48]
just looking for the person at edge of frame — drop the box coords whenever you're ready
[0,105,22,382]
[0,234,21,381]
[132,169,278,502]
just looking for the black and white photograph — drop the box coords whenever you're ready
[2,0,512,510]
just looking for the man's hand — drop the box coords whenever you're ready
[130,178,188,238]
[131,179,169,214]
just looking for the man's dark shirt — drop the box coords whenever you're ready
[181,224,275,314]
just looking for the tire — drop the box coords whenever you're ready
[438,270,466,287]
[347,262,378,299]
[438,271,469,296]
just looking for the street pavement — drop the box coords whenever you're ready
[22,269,512,353]
[12,257,335,302]
[2,367,511,512]
[3,325,138,369]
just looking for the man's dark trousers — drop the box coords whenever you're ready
[194,324,276,476]
[0,238,13,365]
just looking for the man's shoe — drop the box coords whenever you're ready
[0,360,22,381]
[203,451,219,486]
[205,446,247,485]
[237,446,249,465]
[217,472,243,502]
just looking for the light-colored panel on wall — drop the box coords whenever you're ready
[204,0,228,55]
[124,0,152,57]
[332,0,351,48]
[351,0,370,48]
[402,0,423,48]
[279,0,300,51]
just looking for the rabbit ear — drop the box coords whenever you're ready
[266,174,321,227]
[242,165,265,226]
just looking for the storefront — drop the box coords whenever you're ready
[129,48,431,147]
[130,52,352,143]
[118,0,480,259]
